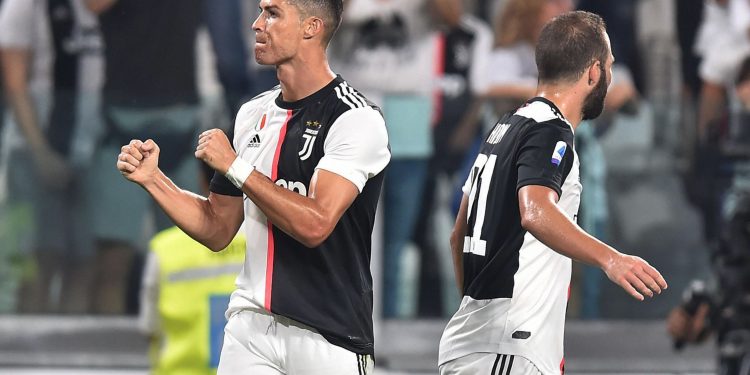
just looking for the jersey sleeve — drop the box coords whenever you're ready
[516,122,574,197]
[315,107,391,192]
[209,125,244,197]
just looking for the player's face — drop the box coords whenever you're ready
[253,0,305,65]
[582,34,614,121]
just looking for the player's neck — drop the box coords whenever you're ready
[535,84,585,129]
[276,52,336,103]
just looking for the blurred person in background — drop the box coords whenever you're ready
[686,0,750,248]
[0,0,102,313]
[576,0,641,92]
[139,164,245,375]
[330,0,442,319]
[85,0,203,314]
[204,0,254,116]
[439,12,666,374]
[669,54,750,375]
[411,0,492,317]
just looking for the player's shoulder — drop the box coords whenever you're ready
[513,99,572,132]
[240,85,281,112]
[325,78,383,120]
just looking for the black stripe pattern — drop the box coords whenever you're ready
[491,354,515,375]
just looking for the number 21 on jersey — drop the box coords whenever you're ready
[464,153,497,257]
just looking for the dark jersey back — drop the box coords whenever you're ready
[462,97,575,300]
[211,77,387,356]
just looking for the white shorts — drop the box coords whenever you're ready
[218,308,374,375]
[439,353,542,375]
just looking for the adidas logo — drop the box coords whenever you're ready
[247,134,261,148]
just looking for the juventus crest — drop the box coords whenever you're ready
[299,120,321,161]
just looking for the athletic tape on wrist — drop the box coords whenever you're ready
[225,157,254,189]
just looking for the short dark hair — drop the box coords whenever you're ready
[289,0,344,46]
[535,11,609,84]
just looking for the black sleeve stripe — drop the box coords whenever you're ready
[491,354,502,375]
[504,355,514,375]
[498,354,508,374]
[516,178,563,198]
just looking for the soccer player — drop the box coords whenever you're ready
[116,0,390,374]
[438,11,667,375]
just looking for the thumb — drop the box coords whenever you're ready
[142,139,160,154]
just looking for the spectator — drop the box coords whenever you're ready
[85,0,203,314]
[412,0,492,317]
[330,0,440,318]
[688,0,750,245]
[0,0,103,313]
[203,0,255,116]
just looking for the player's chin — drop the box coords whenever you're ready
[254,55,273,66]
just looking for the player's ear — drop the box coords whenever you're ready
[303,17,324,40]
[586,60,602,87]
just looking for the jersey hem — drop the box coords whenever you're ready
[439,343,558,375]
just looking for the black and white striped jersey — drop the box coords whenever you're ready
[210,76,390,356]
[439,97,581,374]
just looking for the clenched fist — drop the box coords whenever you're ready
[117,139,160,185]
[195,128,236,175]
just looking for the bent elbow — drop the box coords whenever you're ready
[300,230,328,248]
[520,212,540,233]
[297,221,333,248]
[204,232,235,252]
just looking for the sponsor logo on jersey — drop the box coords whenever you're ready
[275,178,307,196]
[551,141,566,166]
[247,134,261,148]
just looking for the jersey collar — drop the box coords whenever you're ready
[275,75,345,110]
[526,97,573,130]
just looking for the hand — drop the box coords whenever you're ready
[603,253,668,301]
[666,303,710,343]
[195,129,236,175]
[31,147,72,190]
[117,139,160,185]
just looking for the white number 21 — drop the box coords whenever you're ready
[464,154,497,257]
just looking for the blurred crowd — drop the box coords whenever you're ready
[0,0,748,331]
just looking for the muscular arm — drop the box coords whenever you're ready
[118,140,244,251]
[241,168,359,248]
[450,195,469,293]
[518,185,668,300]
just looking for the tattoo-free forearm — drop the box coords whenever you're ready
[143,170,241,251]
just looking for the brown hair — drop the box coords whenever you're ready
[493,0,549,48]
[536,11,609,84]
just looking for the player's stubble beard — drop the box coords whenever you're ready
[581,64,608,121]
